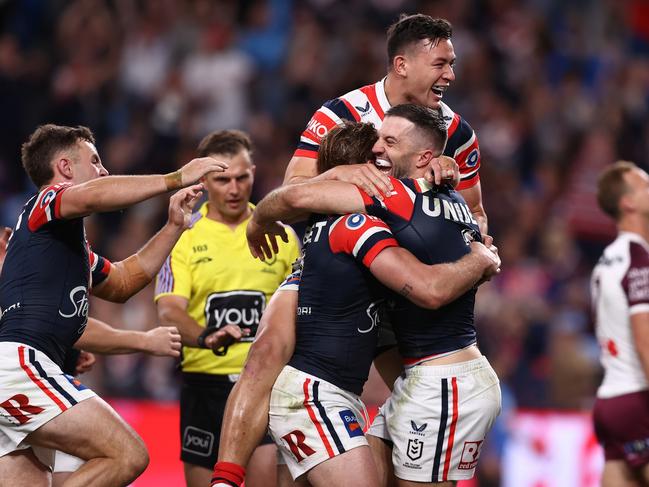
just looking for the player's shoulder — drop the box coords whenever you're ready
[330,213,389,236]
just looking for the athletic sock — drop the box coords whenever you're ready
[211,461,246,487]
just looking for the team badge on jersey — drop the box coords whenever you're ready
[465,148,480,168]
[344,214,366,230]
[339,409,364,438]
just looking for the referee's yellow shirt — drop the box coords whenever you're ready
[154,202,300,375]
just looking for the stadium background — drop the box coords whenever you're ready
[0,0,648,485]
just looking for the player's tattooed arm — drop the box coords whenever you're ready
[399,283,413,298]
[370,242,500,309]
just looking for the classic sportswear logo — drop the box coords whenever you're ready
[354,101,371,114]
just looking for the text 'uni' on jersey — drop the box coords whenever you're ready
[592,232,649,399]
[154,202,300,375]
[359,177,481,365]
[295,78,481,191]
[290,212,398,395]
[0,183,111,367]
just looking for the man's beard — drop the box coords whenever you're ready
[391,160,410,179]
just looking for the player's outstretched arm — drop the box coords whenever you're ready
[59,157,227,219]
[75,318,182,357]
[247,180,366,259]
[370,241,501,309]
[92,185,204,303]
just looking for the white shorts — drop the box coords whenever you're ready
[54,451,85,473]
[268,365,370,480]
[0,342,96,469]
[368,356,501,482]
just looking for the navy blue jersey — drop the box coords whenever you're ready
[359,177,481,363]
[0,184,111,367]
[294,78,481,191]
[289,213,397,395]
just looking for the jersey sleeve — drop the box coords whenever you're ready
[446,115,480,191]
[294,98,356,159]
[357,177,417,223]
[622,241,649,315]
[154,235,192,301]
[328,213,398,268]
[88,247,112,289]
[280,226,302,278]
[27,182,73,232]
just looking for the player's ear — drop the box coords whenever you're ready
[55,157,74,180]
[392,54,407,78]
[415,150,434,169]
[619,193,635,213]
[250,164,256,177]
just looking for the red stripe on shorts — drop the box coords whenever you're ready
[18,346,67,412]
[443,376,459,480]
[303,378,335,458]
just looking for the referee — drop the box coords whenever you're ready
[155,130,300,487]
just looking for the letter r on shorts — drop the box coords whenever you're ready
[0,394,44,425]
[282,430,316,462]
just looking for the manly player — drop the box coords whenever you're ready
[592,161,649,486]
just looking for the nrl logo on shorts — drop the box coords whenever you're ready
[407,438,424,461]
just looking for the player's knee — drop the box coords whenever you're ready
[116,435,149,481]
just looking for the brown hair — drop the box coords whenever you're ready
[386,14,452,65]
[316,122,378,174]
[386,103,447,152]
[197,129,252,158]
[21,124,95,187]
[597,160,638,219]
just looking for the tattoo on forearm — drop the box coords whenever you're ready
[400,283,413,298]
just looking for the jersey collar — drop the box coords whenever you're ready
[376,77,392,114]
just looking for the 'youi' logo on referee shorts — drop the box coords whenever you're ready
[182,427,214,457]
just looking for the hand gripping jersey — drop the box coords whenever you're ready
[592,232,649,398]
[0,184,111,367]
[289,213,398,395]
[295,78,481,191]
[359,177,481,363]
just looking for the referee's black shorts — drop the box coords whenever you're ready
[180,372,273,468]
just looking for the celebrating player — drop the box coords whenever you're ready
[0,123,227,486]
[248,105,502,486]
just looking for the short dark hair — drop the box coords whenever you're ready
[317,122,378,174]
[385,104,447,152]
[21,124,95,187]
[386,14,452,64]
[597,160,637,220]
[197,129,253,158]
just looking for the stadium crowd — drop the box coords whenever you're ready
[0,0,648,482]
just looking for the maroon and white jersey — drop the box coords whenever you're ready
[295,78,481,191]
[592,232,649,398]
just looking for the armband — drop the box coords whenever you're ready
[164,171,183,191]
